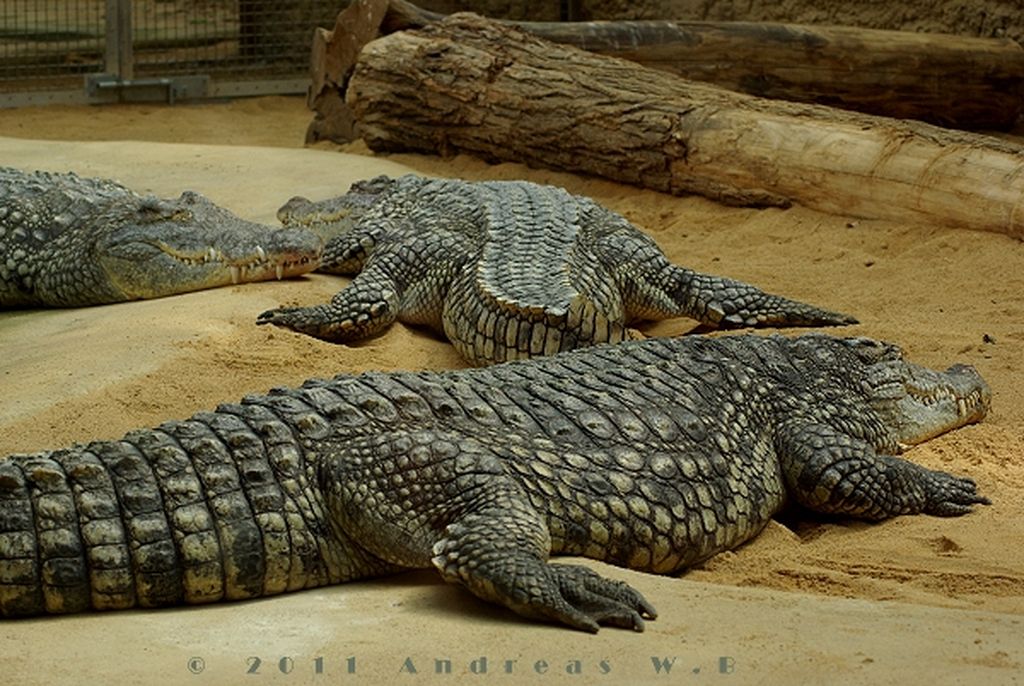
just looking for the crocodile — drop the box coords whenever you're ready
[0,167,323,307]
[258,175,857,365]
[0,332,989,631]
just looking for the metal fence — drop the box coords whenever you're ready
[0,0,344,107]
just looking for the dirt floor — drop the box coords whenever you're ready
[0,96,1023,684]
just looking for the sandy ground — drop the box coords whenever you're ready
[1,96,1023,684]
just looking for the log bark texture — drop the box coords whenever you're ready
[346,14,1024,238]
[381,0,1024,130]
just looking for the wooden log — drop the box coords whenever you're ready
[306,0,390,144]
[513,20,1024,130]
[307,0,1024,142]
[346,14,1024,238]
[379,0,1024,131]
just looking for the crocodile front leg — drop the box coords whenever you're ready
[256,262,400,342]
[777,422,989,520]
[257,224,460,343]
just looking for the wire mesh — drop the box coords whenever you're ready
[132,1,341,78]
[0,1,345,102]
[0,1,106,92]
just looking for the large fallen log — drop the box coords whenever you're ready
[307,0,1024,135]
[344,13,1024,238]
[377,0,1024,131]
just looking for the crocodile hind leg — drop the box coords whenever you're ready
[587,205,857,329]
[666,266,858,329]
[619,261,857,330]
[431,503,656,632]
[320,431,656,632]
[777,422,989,520]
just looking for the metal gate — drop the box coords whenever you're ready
[0,0,344,107]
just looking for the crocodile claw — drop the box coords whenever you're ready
[923,471,990,516]
[256,306,301,326]
[543,564,657,633]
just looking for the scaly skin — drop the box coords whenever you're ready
[0,167,323,307]
[259,175,856,365]
[0,333,989,631]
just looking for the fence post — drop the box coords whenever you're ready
[104,0,133,79]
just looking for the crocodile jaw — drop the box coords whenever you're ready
[90,190,322,300]
[276,175,399,242]
[871,361,991,446]
[98,234,321,299]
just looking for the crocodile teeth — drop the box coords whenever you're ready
[207,247,217,262]
[276,263,284,280]
[230,265,240,284]
[256,245,266,261]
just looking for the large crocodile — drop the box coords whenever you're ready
[258,175,856,365]
[0,167,323,307]
[0,332,988,631]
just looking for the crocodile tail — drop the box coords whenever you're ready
[0,403,337,617]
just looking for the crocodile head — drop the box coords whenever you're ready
[276,175,399,242]
[846,337,991,446]
[95,191,323,301]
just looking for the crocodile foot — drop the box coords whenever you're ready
[256,304,365,341]
[539,563,658,633]
[922,469,990,516]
